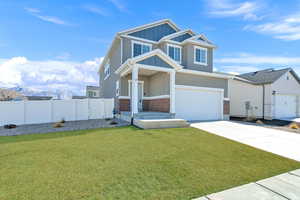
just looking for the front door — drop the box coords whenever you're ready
[129,81,144,112]
[138,83,143,111]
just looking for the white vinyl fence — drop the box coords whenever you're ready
[0,98,114,126]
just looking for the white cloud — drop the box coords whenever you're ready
[107,0,129,13]
[207,0,262,20]
[0,57,103,95]
[245,13,300,40]
[82,4,111,16]
[25,7,71,26]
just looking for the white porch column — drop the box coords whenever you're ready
[170,70,176,113]
[131,66,139,117]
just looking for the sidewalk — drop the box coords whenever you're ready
[194,169,300,200]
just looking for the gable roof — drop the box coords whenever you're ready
[118,19,180,35]
[158,29,195,42]
[115,49,183,75]
[237,68,300,85]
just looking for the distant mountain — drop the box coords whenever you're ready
[8,86,75,100]
[0,88,25,101]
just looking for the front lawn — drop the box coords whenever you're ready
[0,126,299,200]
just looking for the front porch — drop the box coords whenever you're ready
[117,64,176,118]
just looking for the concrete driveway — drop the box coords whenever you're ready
[191,121,300,162]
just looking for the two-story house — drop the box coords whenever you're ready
[98,19,233,123]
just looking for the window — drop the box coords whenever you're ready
[116,80,120,96]
[104,60,110,80]
[167,44,181,63]
[132,41,151,57]
[87,91,96,97]
[194,46,207,65]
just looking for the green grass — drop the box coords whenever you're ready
[0,126,299,200]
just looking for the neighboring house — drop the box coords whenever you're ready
[72,95,87,99]
[86,86,100,98]
[229,68,300,120]
[98,19,234,121]
[25,96,53,101]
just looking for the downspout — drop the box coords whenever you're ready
[262,84,265,119]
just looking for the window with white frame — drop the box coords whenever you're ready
[116,80,120,96]
[132,41,151,57]
[104,60,110,80]
[194,46,207,65]
[167,44,181,63]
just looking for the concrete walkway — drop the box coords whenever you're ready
[191,121,300,162]
[194,169,300,200]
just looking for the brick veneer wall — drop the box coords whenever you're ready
[119,98,170,113]
[119,99,130,112]
[223,100,230,115]
[143,98,170,112]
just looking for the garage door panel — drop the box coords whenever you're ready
[175,87,223,121]
[275,95,296,119]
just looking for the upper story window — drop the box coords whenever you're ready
[167,44,181,63]
[132,41,152,57]
[104,60,110,80]
[194,46,207,65]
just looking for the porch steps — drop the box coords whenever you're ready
[134,119,189,129]
[134,112,175,119]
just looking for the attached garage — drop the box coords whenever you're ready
[274,94,297,119]
[175,85,223,121]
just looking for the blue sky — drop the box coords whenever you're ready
[1,0,300,94]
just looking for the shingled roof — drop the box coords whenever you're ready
[236,68,300,85]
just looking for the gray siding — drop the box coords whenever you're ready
[120,73,169,96]
[137,55,173,69]
[182,44,213,72]
[148,73,170,96]
[128,23,176,41]
[100,39,121,98]
[171,33,192,42]
[176,72,228,97]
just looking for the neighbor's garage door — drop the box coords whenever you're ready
[175,85,223,121]
[275,94,297,119]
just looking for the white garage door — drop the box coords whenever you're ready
[275,94,297,119]
[175,85,223,121]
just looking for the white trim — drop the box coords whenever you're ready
[167,43,182,64]
[135,64,174,73]
[118,19,180,35]
[118,96,130,99]
[178,69,234,79]
[119,95,170,100]
[170,71,176,113]
[175,85,224,93]
[194,46,208,66]
[143,95,170,100]
[131,40,153,58]
[224,97,230,101]
[120,37,123,65]
[121,35,158,44]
